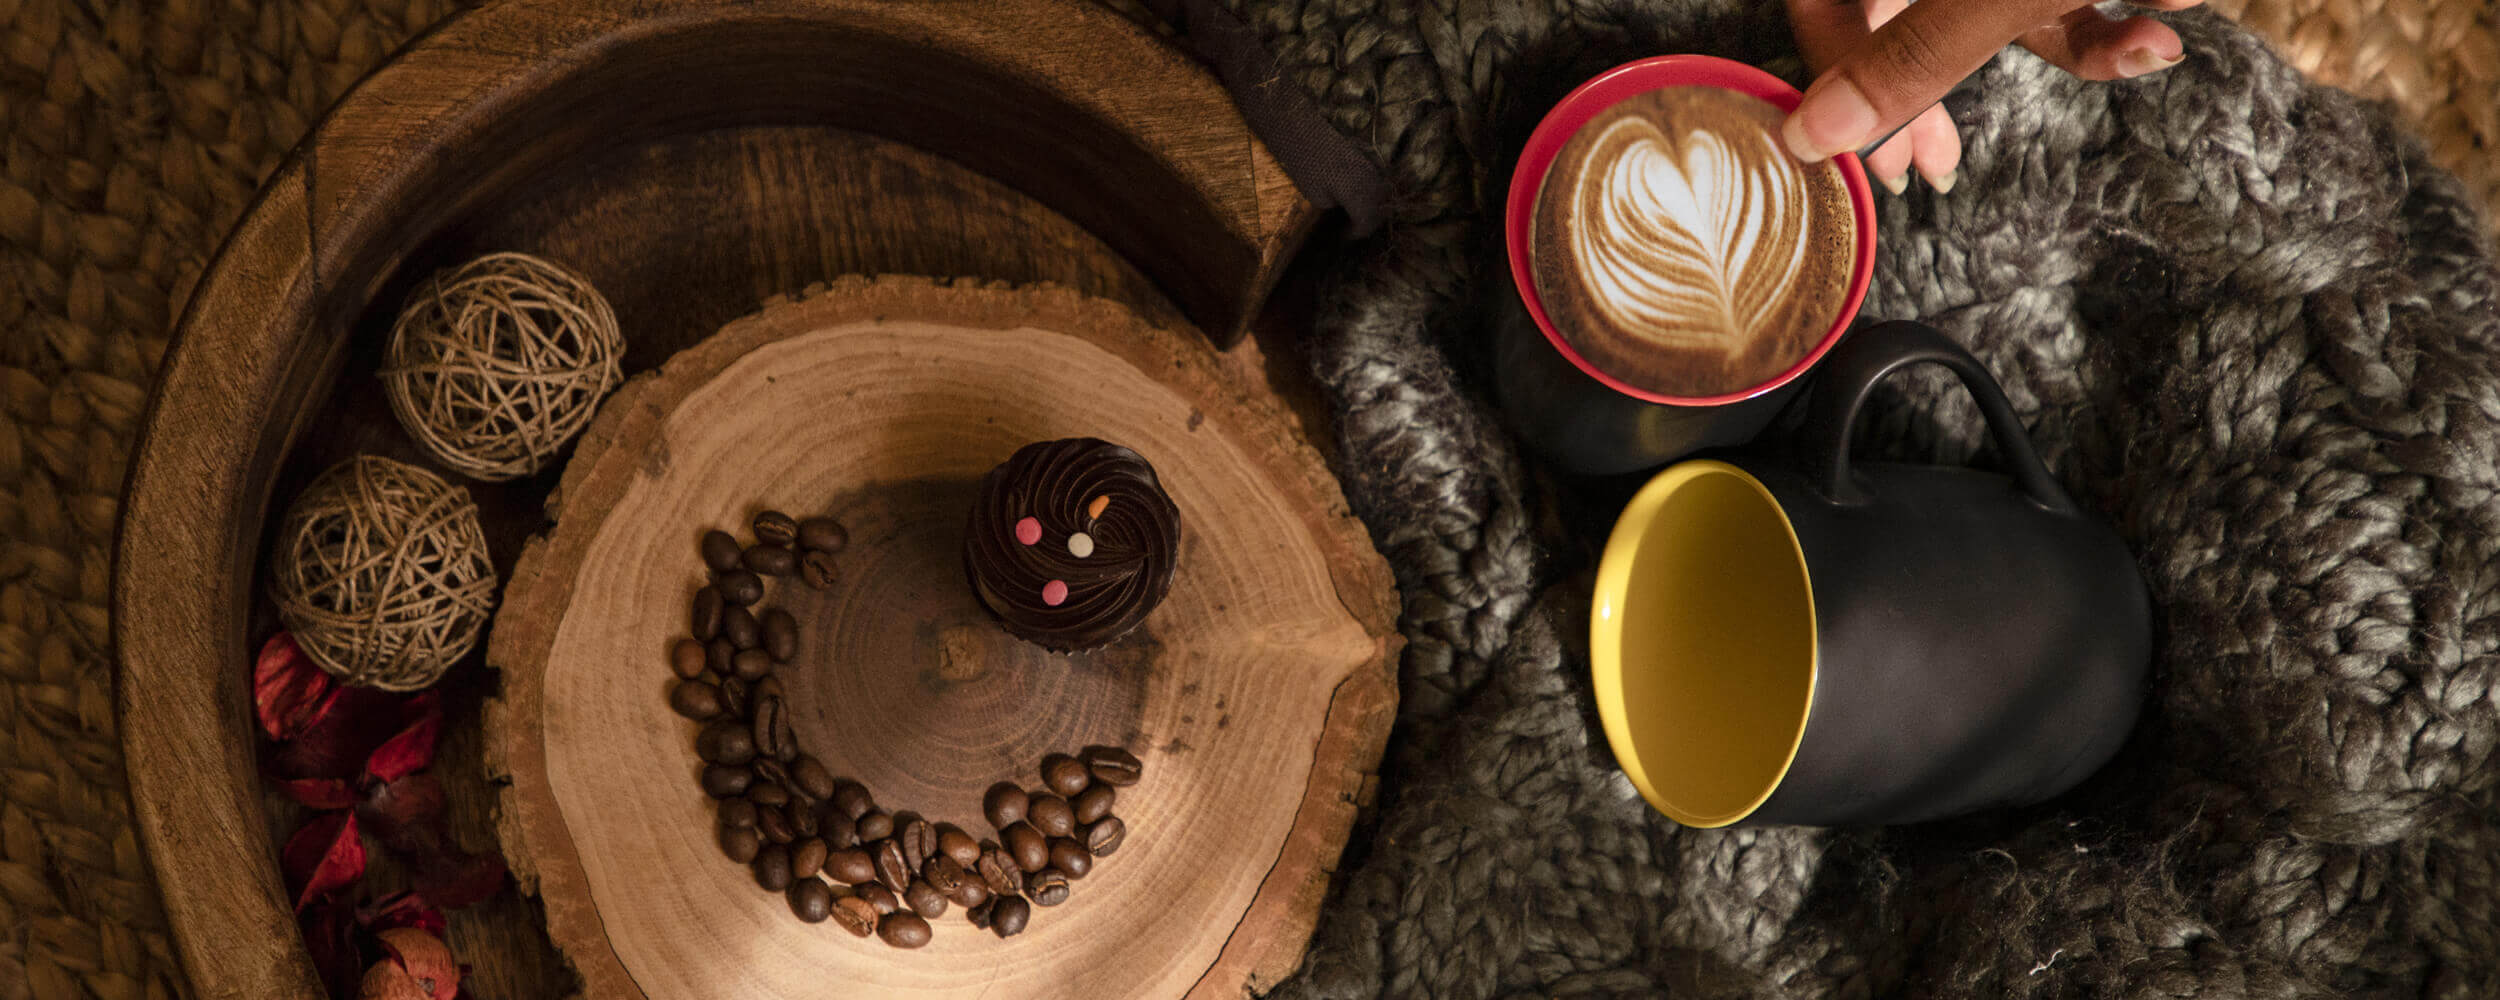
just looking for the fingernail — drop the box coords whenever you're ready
[1926,168,1957,195]
[2117,48,2185,77]
[1784,77,1880,162]
[1879,172,1908,196]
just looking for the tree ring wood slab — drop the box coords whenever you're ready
[485,277,1399,999]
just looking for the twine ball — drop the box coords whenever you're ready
[381,252,623,481]
[271,455,498,691]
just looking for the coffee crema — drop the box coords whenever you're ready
[1531,86,1857,398]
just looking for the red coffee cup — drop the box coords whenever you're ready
[1492,55,1880,475]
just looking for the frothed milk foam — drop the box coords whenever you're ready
[1531,86,1857,398]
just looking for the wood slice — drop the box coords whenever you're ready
[485,276,1398,1000]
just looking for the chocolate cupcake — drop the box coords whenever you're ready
[964,438,1181,651]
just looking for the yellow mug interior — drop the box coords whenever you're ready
[1591,460,1817,827]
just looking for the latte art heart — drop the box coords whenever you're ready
[1574,119,1808,347]
[1530,86,1857,399]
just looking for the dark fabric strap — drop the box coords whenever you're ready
[1143,0,1390,236]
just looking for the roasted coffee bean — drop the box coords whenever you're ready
[720,798,759,830]
[1072,783,1115,825]
[936,824,981,867]
[1027,793,1076,838]
[830,891,878,937]
[730,648,774,682]
[752,756,789,788]
[791,837,829,880]
[826,847,876,885]
[787,877,832,923]
[751,697,785,758]
[722,606,760,649]
[989,895,1031,938]
[751,673,784,707]
[896,813,937,866]
[700,764,752,799]
[1080,745,1144,786]
[854,809,894,842]
[1083,816,1125,856]
[760,608,798,662]
[692,585,723,639]
[874,839,913,892]
[772,713,797,762]
[1025,869,1070,906]
[670,638,708,680]
[798,517,849,554]
[1041,753,1091,796]
[967,898,995,930]
[716,675,749,717]
[757,805,794,845]
[799,550,840,589]
[1002,822,1049,873]
[904,879,947,919]
[749,781,791,809]
[830,781,874,820]
[983,782,1028,829]
[670,680,724,720]
[1049,838,1092,879]
[705,637,735,678]
[976,843,1021,895]
[720,824,762,864]
[743,544,797,577]
[820,807,859,849]
[752,510,799,547]
[946,875,990,911]
[752,845,792,892]
[923,854,966,894]
[698,722,755,764]
[790,756,836,802]
[878,911,932,949]
[858,882,901,915]
[701,530,744,573]
[786,802,818,840]
[717,569,764,607]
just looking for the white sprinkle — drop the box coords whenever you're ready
[1067,532,1095,558]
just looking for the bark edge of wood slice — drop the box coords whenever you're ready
[484,276,1400,1000]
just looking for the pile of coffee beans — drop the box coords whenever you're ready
[671,509,1146,948]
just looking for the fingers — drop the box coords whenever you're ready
[1905,105,1961,192]
[1784,0,2070,162]
[2017,7,2186,80]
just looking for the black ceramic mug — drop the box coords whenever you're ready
[1589,320,2151,827]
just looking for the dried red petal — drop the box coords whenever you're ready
[276,687,402,781]
[300,898,368,1000]
[358,773,448,855]
[409,849,508,910]
[374,928,461,1000]
[366,694,444,783]
[362,891,447,939]
[278,778,358,810]
[358,958,430,1000]
[255,632,339,742]
[282,811,366,911]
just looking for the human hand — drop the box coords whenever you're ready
[1781,0,2204,193]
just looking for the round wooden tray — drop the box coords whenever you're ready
[111,2,1360,998]
[489,276,1397,999]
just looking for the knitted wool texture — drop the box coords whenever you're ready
[1245,4,2500,999]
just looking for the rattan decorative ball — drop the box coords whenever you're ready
[270,455,499,691]
[381,252,624,481]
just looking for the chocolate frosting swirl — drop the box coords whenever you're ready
[964,438,1181,651]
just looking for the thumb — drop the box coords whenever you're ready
[1782,0,2062,161]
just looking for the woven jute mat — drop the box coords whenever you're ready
[1,1,2489,998]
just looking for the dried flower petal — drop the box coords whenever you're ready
[363,891,447,939]
[375,928,461,1000]
[358,774,448,855]
[255,632,338,742]
[276,686,404,781]
[282,811,365,910]
[300,898,368,1000]
[278,778,357,810]
[358,957,429,1000]
[366,694,443,783]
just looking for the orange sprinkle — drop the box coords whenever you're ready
[1087,494,1110,520]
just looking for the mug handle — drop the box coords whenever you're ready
[1804,320,2081,516]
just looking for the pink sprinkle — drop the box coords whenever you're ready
[1042,580,1069,606]
[1015,517,1042,546]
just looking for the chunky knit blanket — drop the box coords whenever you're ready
[1240,4,2500,998]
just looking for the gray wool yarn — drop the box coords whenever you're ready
[1226,2,2500,998]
